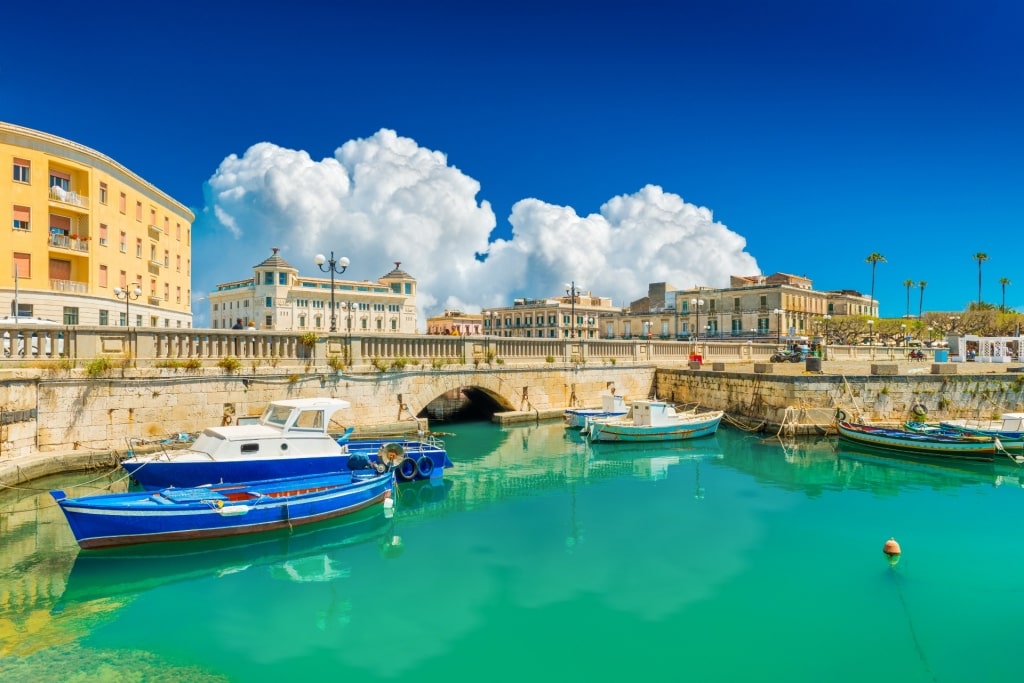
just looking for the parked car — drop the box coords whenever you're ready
[0,317,65,357]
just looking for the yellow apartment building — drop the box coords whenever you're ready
[2,122,194,327]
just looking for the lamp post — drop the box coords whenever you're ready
[691,298,704,342]
[773,308,784,345]
[113,283,142,327]
[867,319,875,358]
[587,316,595,339]
[565,282,582,339]
[314,251,350,332]
[900,323,907,349]
[822,314,831,360]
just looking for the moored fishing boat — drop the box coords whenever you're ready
[939,413,1024,439]
[51,468,395,550]
[586,399,723,443]
[564,393,628,429]
[121,397,451,489]
[836,419,1023,463]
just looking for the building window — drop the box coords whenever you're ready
[136,239,143,258]
[99,265,108,287]
[119,192,126,213]
[278,272,287,285]
[176,255,181,272]
[164,249,169,267]
[13,158,30,183]
[63,307,79,325]
[299,315,306,327]
[265,296,272,307]
[13,205,30,231]
[99,182,108,204]
[135,201,142,221]
[119,231,127,252]
[50,171,70,191]
[119,270,127,288]
[265,315,272,328]
[150,208,156,226]
[176,223,181,240]
[13,252,31,278]
[164,283,170,301]
[99,223,108,246]
[99,310,109,326]
[264,272,273,285]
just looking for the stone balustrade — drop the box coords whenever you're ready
[0,325,941,368]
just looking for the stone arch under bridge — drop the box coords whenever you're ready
[344,367,657,423]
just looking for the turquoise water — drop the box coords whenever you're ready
[3,421,1024,682]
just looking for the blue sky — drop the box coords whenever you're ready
[5,0,1023,324]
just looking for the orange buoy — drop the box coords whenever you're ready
[883,537,901,556]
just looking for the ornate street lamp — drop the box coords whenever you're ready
[691,298,705,342]
[314,252,350,332]
[773,308,784,345]
[867,319,875,358]
[565,282,582,339]
[113,283,142,327]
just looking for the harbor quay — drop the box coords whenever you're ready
[2,331,1023,486]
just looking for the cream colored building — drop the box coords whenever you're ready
[483,290,620,338]
[1,122,194,327]
[208,251,418,333]
[426,310,483,336]
[601,275,876,340]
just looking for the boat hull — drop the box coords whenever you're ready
[837,421,1007,462]
[587,414,722,442]
[123,439,452,490]
[52,471,393,550]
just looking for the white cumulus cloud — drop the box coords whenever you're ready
[194,130,760,328]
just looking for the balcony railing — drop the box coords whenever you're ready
[48,187,90,209]
[148,224,162,240]
[48,233,90,253]
[50,278,88,293]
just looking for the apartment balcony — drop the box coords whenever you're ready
[48,187,90,211]
[48,233,90,253]
[50,279,88,293]
[148,224,162,240]
[148,295,162,306]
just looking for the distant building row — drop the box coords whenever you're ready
[429,273,876,340]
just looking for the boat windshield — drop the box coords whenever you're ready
[261,405,293,428]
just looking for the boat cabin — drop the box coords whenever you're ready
[629,400,678,427]
[257,398,351,435]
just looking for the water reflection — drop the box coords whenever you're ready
[5,421,1024,681]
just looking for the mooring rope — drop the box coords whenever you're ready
[891,568,938,682]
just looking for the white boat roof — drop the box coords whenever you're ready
[268,398,351,410]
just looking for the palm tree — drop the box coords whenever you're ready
[866,253,886,316]
[974,252,988,307]
[903,279,914,318]
[917,281,927,318]
[1000,277,1011,311]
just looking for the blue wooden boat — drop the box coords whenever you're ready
[586,400,723,443]
[121,398,451,489]
[939,413,1024,440]
[564,393,628,429]
[51,469,395,549]
[836,420,1022,463]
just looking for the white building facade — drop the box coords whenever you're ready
[208,250,418,333]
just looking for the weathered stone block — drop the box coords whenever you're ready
[754,363,773,373]
[871,364,898,376]
[688,361,702,370]
[931,363,958,375]
[712,362,726,371]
